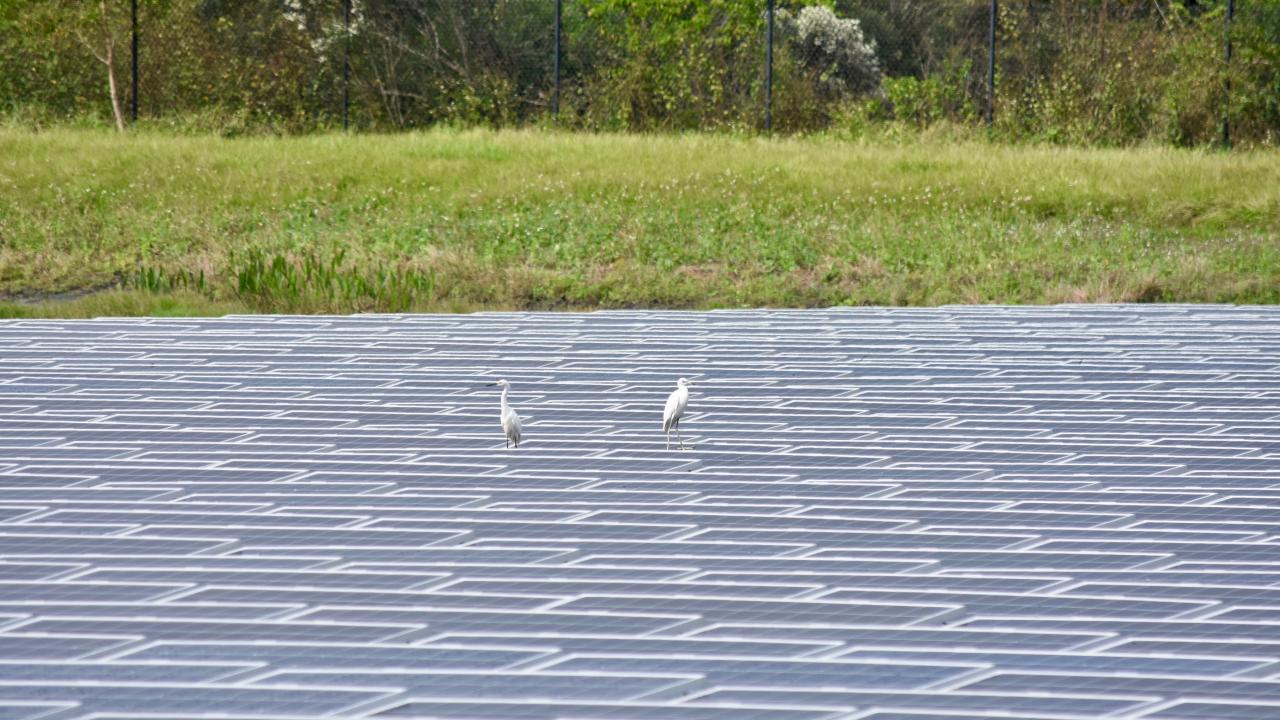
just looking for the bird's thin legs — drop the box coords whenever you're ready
[676,419,685,450]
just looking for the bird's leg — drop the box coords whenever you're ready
[665,430,670,451]
[505,437,509,449]
[676,419,685,450]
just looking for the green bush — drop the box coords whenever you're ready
[569,0,766,131]
[881,58,979,127]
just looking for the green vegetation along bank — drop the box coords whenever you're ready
[1,127,1277,317]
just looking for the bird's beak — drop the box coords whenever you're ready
[485,382,498,387]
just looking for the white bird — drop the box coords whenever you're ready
[487,379,523,448]
[663,377,692,450]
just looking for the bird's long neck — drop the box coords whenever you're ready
[500,386,510,414]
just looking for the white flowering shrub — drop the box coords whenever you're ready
[282,0,366,60]
[779,6,883,99]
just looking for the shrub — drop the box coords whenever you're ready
[779,6,883,101]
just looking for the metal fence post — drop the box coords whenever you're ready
[1222,0,1233,147]
[130,0,138,122]
[986,0,997,127]
[341,0,350,130]
[765,0,773,133]
[553,0,562,117]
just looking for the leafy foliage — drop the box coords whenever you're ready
[566,0,767,130]
[0,0,1278,145]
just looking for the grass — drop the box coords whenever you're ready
[1,126,1278,317]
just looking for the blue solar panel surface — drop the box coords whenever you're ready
[0,306,1278,720]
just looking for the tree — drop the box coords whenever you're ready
[74,0,127,131]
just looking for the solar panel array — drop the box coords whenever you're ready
[0,305,1278,720]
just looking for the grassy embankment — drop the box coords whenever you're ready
[1,127,1277,317]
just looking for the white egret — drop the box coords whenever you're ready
[486,379,523,448]
[662,377,692,450]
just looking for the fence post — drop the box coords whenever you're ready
[1222,0,1233,147]
[765,0,773,133]
[553,0,562,117]
[986,0,997,127]
[342,0,350,131]
[130,0,138,122]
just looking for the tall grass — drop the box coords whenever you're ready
[1,127,1277,317]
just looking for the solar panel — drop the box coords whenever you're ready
[1142,701,1280,719]
[962,671,1280,700]
[0,683,388,716]
[0,563,80,581]
[418,633,837,657]
[0,660,253,683]
[260,670,697,702]
[1,306,1278,719]
[119,641,546,670]
[543,656,979,689]
[0,703,78,720]
[695,688,1150,716]
[376,700,842,720]
[0,602,297,620]
[17,618,416,643]
[0,634,136,660]
[836,648,1266,676]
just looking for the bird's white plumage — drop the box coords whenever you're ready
[501,405,522,448]
[663,377,690,449]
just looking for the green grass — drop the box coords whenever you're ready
[1,126,1278,317]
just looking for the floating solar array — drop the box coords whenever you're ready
[0,305,1279,720]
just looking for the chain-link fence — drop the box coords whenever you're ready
[136,0,347,127]
[1,1,1275,146]
[994,0,1276,146]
